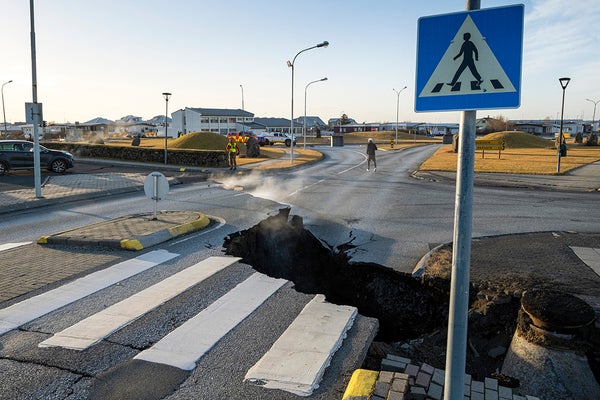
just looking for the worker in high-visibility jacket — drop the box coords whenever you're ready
[226,137,240,170]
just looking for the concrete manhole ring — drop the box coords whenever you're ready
[521,288,595,332]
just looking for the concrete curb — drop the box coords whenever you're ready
[121,212,211,250]
[411,242,448,278]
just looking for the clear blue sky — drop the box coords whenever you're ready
[2,0,599,125]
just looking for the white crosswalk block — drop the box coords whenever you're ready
[0,249,179,337]
[244,294,357,396]
[0,242,31,252]
[39,256,240,350]
[134,272,288,370]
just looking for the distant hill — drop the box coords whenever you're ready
[482,131,554,149]
[147,115,172,125]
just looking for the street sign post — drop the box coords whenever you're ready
[415,3,524,399]
[144,172,169,220]
[415,4,524,112]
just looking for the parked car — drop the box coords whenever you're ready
[0,140,74,175]
[257,132,296,147]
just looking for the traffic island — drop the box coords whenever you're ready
[37,211,210,250]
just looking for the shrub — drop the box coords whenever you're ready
[585,134,598,146]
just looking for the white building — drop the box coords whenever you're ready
[171,108,254,136]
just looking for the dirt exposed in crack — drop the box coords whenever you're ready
[223,209,599,382]
[224,208,451,341]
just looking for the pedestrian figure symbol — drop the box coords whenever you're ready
[448,32,482,88]
[417,14,517,99]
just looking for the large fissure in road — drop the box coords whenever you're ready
[223,208,529,379]
[223,208,452,342]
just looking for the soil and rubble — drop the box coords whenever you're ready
[223,208,600,386]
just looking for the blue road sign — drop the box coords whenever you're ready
[415,4,524,112]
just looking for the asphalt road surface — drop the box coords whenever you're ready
[2,145,599,399]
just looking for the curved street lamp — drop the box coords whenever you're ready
[162,92,171,164]
[304,77,327,149]
[393,86,407,145]
[2,80,13,137]
[556,77,570,173]
[287,40,329,164]
[586,98,599,133]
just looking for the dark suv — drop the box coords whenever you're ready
[0,140,74,175]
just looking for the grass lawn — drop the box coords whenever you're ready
[103,130,600,174]
[419,131,600,175]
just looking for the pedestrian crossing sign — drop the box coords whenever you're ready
[415,4,524,112]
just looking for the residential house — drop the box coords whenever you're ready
[511,119,585,136]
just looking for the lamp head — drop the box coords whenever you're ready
[287,60,292,68]
[321,77,328,81]
[559,77,570,89]
[162,92,172,101]
[317,41,329,48]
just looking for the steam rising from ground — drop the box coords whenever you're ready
[215,170,307,204]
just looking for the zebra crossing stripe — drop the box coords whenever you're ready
[0,249,178,336]
[134,272,287,370]
[0,242,31,252]
[245,294,357,396]
[39,256,240,350]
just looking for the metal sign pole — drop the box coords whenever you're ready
[153,174,158,220]
[444,109,476,399]
[443,2,479,398]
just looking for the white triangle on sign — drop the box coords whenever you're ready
[419,15,516,97]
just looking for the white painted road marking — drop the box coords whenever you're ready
[134,272,287,370]
[0,249,178,336]
[0,242,31,252]
[39,256,239,350]
[245,294,357,396]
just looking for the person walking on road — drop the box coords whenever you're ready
[226,137,240,170]
[366,138,377,172]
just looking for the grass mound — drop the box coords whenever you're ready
[482,131,553,149]
[169,131,228,150]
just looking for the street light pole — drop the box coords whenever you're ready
[304,77,327,149]
[240,84,244,110]
[586,98,599,133]
[162,92,171,165]
[393,86,407,145]
[557,77,570,173]
[29,0,42,198]
[288,40,329,164]
[2,80,13,136]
